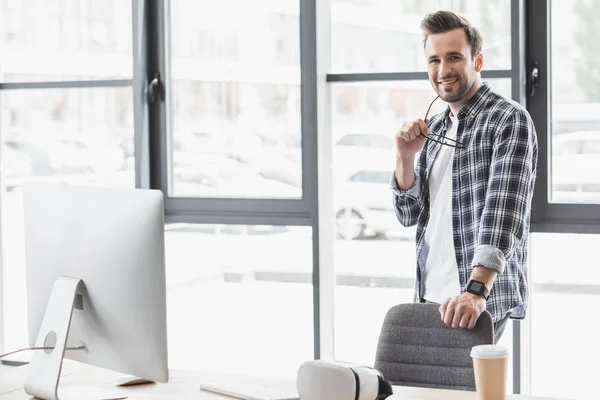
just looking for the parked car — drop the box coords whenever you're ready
[333,133,395,181]
[552,130,600,203]
[58,136,126,173]
[224,150,302,188]
[334,169,414,240]
[173,165,301,198]
[5,137,88,175]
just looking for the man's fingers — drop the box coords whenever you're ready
[396,120,428,143]
[443,299,456,326]
[467,313,478,330]
[408,125,420,140]
[397,131,411,142]
[451,305,463,328]
[416,119,428,136]
[459,313,471,329]
[439,299,450,319]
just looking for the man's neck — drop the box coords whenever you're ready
[448,79,482,116]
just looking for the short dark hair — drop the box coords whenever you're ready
[420,10,482,59]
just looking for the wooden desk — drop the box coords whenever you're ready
[0,362,570,400]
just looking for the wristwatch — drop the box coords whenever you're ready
[466,279,490,300]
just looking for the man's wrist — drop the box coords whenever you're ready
[464,291,486,302]
[470,265,497,288]
[466,279,490,300]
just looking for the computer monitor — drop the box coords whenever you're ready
[22,184,168,400]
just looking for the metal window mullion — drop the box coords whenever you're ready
[302,0,334,361]
[0,80,132,90]
[147,0,168,193]
[165,211,312,227]
[133,0,151,189]
[511,0,527,394]
[326,69,512,83]
[164,197,311,223]
[528,0,550,232]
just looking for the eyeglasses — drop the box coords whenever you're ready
[420,95,466,149]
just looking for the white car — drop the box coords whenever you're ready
[173,165,301,199]
[552,130,600,203]
[333,133,396,179]
[334,169,415,240]
[59,136,126,173]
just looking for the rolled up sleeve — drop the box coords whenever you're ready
[390,171,423,228]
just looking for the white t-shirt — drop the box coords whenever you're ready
[421,114,461,304]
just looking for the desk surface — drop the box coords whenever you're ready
[0,362,570,400]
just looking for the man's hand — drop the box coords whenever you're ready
[394,119,429,190]
[439,292,487,330]
[395,119,428,159]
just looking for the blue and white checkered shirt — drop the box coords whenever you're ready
[390,82,538,322]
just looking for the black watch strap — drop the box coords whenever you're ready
[466,279,490,300]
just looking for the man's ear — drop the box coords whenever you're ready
[474,52,484,72]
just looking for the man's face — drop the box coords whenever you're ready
[424,28,482,103]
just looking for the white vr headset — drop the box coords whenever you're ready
[296,360,393,400]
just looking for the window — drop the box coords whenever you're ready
[330,0,511,72]
[164,224,313,377]
[530,233,600,399]
[549,1,600,205]
[0,0,132,82]
[0,87,134,353]
[0,1,135,356]
[168,0,302,199]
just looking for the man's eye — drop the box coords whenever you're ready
[429,59,440,64]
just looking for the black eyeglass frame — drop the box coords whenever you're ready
[420,95,466,149]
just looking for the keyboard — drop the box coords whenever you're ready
[199,380,300,400]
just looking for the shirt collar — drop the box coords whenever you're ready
[439,81,493,126]
[455,81,493,119]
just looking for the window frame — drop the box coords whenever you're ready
[527,0,600,234]
[325,0,527,394]
[145,0,316,227]
[0,0,136,360]
[140,0,329,360]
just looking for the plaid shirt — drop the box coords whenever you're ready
[390,82,538,322]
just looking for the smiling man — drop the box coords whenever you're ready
[390,11,538,343]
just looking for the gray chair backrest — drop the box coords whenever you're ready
[374,303,494,391]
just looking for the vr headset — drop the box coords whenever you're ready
[296,360,393,400]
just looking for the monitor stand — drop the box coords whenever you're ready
[116,376,155,387]
[22,276,127,400]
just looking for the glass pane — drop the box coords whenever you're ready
[0,0,133,82]
[550,1,600,204]
[531,233,600,399]
[165,224,313,377]
[330,0,511,73]
[332,79,511,365]
[168,0,302,199]
[1,87,134,354]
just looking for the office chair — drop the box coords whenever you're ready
[374,303,494,391]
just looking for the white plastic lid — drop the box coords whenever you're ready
[470,345,510,359]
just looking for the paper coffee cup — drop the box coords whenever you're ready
[471,345,509,400]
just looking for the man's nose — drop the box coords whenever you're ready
[439,61,452,77]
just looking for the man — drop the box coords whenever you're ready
[391,10,537,343]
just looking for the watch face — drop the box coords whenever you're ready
[470,281,483,291]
